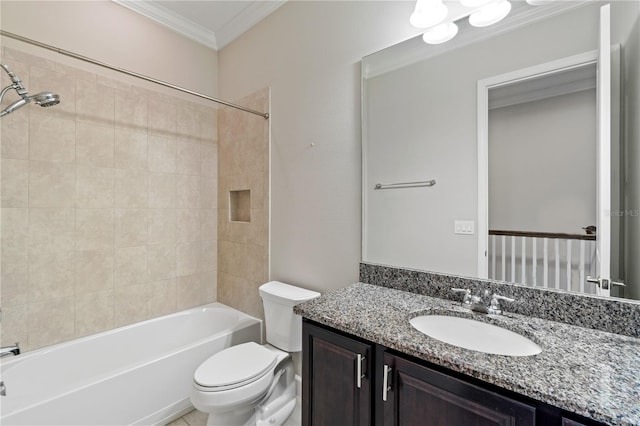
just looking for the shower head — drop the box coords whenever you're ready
[30,91,60,107]
[0,64,60,117]
[0,91,61,117]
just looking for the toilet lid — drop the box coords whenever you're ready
[194,342,278,389]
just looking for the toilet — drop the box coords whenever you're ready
[191,281,320,426]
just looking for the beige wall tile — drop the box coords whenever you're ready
[196,105,218,141]
[114,284,148,327]
[29,208,74,254]
[177,241,200,277]
[201,209,217,241]
[115,209,147,247]
[115,128,147,170]
[29,251,75,303]
[1,158,28,207]
[1,109,29,159]
[176,273,213,310]
[177,174,201,208]
[176,138,201,175]
[200,239,217,272]
[201,142,218,177]
[148,172,176,209]
[1,207,29,255]
[115,246,147,287]
[76,165,114,208]
[176,209,201,243]
[30,64,76,116]
[176,102,200,139]
[115,89,148,130]
[75,250,114,294]
[1,255,28,307]
[29,160,75,208]
[0,304,28,348]
[28,296,75,350]
[115,168,147,208]
[76,121,115,168]
[148,134,176,173]
[148,208,176,245]
[76,290,114,337]
[76,79,115,125]
[148,278,176,318]
[200,176,217,210]
[76,209,114,251]
[147,243,176,281]
[148,95,176,136]
[29,111,75,163]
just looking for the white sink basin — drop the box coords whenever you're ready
[409,315,542,356]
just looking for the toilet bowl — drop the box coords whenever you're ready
[191,281,320,426]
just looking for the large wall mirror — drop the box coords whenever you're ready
[362,1,639,300]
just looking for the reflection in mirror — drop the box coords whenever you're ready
[362,1,639,300]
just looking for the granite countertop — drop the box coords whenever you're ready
[294,282,640,426]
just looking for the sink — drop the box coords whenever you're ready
[409,315,542,356]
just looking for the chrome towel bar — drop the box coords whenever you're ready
[374,180,436,190]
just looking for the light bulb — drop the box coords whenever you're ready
[460,0,494,8]
[410,0,449,29]
[469,0,512,27]
[422,22,459,44]
[525,0,552,5]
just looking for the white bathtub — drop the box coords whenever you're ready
[0,303,261,425]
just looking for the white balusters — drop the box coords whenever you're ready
[487,232,595,294]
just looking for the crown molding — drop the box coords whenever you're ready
[215,1,287,49]
[113,0,218,50]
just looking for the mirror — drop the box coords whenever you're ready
[362,1,640,300]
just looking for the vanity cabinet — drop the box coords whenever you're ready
[302,320,605,426]
[380,352,535,425]
[302,321,373,426]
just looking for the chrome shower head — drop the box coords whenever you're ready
[0,64,60,117]
[30,91,60,107]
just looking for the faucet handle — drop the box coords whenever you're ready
[489,294,515,315]
[451,288,472,306]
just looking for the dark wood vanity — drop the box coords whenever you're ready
[302,320,605,426]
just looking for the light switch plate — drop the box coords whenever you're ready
[454,220,475,235]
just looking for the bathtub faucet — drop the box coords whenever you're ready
[0,342,20,358]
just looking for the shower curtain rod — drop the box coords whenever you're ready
[0,30,270,119]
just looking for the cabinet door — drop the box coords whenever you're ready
[381,353,535,426]
[302,321,373,426]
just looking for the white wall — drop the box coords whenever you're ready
[0,1,218,103]
[489,90,597,234]
[218,1,422,292]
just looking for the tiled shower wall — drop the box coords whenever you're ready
[217,88,269,320]
[0,47,218,351]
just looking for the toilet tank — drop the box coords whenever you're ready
[259,281,320,352]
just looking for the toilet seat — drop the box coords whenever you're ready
[194,342,278,391]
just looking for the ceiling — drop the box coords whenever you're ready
[113,0,287,51]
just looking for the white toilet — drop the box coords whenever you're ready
[191,281,320,426]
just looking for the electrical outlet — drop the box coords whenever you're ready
[454,220,475,235]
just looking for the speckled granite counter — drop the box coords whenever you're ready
[294,282,640,426]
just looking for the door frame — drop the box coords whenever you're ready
[476,50,599,279]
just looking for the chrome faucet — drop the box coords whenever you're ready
[0,342,20,358]
[451,289,514,315]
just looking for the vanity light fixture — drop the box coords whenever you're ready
[460,0,494,8]
[469,0,512,27]
[410,0,449,28]
[422,22,459,44]
[412,0,521,44]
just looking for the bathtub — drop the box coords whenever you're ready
[0,302,261,425]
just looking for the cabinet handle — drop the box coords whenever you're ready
[382,364,392,401]
[356,353,365,389]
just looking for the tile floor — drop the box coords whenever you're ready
[167,398,301,426]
